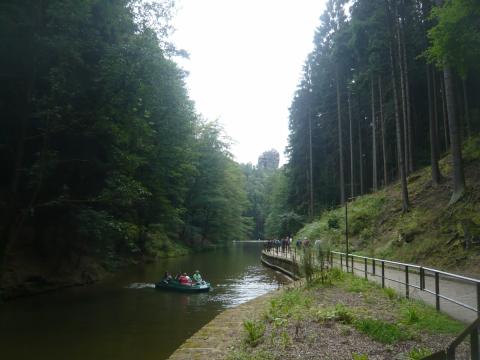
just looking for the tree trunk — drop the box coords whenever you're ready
[358,109,364,196]
[444,65,466,204]
[371,76,378,191]
[432,67,440,160]
[401,15,414,173]
[396,11,409,176]
[427,65,442,185]
[440,75,449,151]
[390,45,409,212]
[336,66,345,204]
[378,77,388,187]
[308,108,314,219]
[462,78,470,138]
[348,91,354,198]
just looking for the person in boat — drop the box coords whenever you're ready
[163,272,172,283]
[178,272,192,285]
[192,270,203,284]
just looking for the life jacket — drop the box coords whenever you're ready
[179,275,189,284]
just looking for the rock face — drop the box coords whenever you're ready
[257,149,280,170]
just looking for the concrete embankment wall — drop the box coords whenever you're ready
[260,251,300,280]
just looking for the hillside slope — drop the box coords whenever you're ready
[296,137,480,277]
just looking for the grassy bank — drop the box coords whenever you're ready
[229,270,466,360]
[295,136,480,276]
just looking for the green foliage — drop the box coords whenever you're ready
[300,247,315,284]
[463,136,480,162]
[426,0,480,77]
[0,0,253,275]
[243,320,266,347]
[398,299,464,334]
[352,354,369,360]
[315,303,354,324]
[383,287,397,301]
[265,288,313,323]
[227,348,275,360]
[407,347,433,360]
[346,276,372,293]
[354,318,412,344]
[402,304,420,324]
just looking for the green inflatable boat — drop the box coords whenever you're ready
[155,279,211,293]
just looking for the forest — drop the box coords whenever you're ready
[262,0,480,238]
[1,0,479,296]
[0,0,252,295]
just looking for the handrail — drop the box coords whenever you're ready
[422,318,479,360]
[262,246,480,359]
[330,250,480,315]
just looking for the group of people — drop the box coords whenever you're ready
[265,237,292,252]
[162,270,203,286]
[265,237,323,253]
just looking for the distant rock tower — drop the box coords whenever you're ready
[257,149,280,170]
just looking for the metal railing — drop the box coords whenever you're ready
[423,318,479,360]
[330,251,480,315]
[262,247,480,359]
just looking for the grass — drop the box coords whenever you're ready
[227,348,274,360]
[314,303,354,324]
[398,299,464,334]
[233,268,465,359]
[243,320,266,347]
[354,317,413,344]
[352,354,369,360]
[406,347,433,359]
[264,287,313,323]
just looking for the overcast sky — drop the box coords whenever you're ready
[170,0,326,165]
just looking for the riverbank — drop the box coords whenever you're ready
[0,239,209,300]
[228,270,467,360]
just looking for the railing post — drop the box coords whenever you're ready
[340,254,343,270]
[435,272,440,311]
[405,265,409,299]
[446,346,455,360]
[381,261,385,288]
[420,267,424,291]
[364,258,368,279]
[372,259,376,276]
[351,256,354,273]
[471,326,479,360]
[477,282,480,316]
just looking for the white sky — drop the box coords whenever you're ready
[170,0,326,165]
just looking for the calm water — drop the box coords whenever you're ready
[0,242,287,360]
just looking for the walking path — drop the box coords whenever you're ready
[263,248,479,324]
